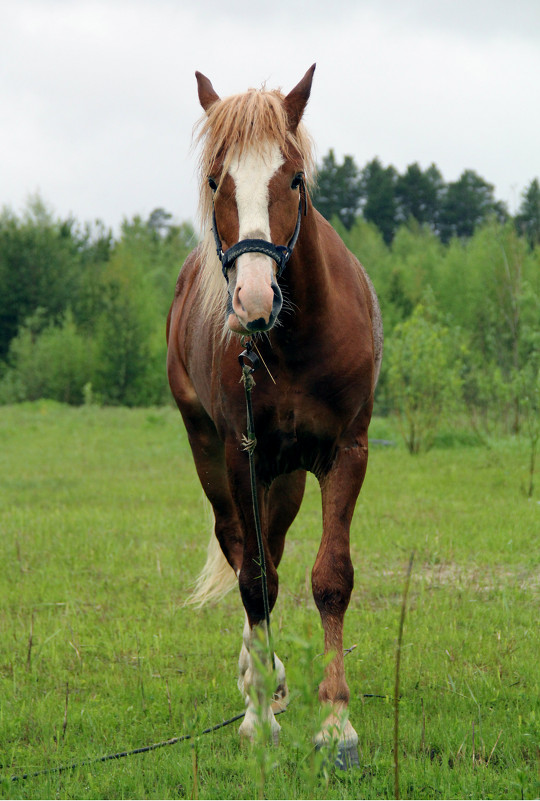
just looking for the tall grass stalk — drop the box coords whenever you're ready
[393,551,415,799]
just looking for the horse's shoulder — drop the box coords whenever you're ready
[347,255,384,387]
[167,246,203,352]
[313,211,383,384]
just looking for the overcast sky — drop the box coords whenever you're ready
[2,0,540,232]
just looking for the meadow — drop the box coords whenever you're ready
[0,401,538,799]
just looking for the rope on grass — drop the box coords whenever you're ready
[7,710,254,783]
[5,643,366,784]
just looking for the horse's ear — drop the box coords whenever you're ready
[284,64,316,131]
[195,71,220,112]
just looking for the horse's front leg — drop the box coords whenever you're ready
[312,436,369,768]
[226,445,285,744]
[237,614,288,744]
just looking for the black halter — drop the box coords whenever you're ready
[211,178,307,281]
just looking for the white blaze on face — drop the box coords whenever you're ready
[225,142,285,331]
[229,142,284,241]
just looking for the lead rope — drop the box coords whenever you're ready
[238,340,274,667]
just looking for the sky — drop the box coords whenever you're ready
[2,0,540,233]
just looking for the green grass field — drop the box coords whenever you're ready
[0,402,538,799]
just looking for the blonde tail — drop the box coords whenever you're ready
[185,532,237,607]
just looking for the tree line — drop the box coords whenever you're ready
[0,160,538,481]
[0,199,194,406]
[312,150,540,247]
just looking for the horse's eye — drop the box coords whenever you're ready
[208,177,218,192]
[291,173,304,190]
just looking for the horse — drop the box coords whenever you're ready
[166,64,383,768]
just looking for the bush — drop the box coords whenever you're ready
[0,310,94,405]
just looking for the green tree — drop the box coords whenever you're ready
[147,207,173,237]
[387,298,463,453]
[92,240,166,407]
[312,150,362,229]
[395,162,444,231]
[116,211,195,316]
[438,170,507,243]
[515,178,540,248]
[436,220,539,434]
[70,219,114,335]
[390,222,444,312]
[335,216,390,291]
[0,197,81,359]
[360,158,398,244]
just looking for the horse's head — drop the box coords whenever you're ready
[195,66,316,334]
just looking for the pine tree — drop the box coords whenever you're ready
[360,158,398,244]
[312,150,362,229]
[515,178,540,248]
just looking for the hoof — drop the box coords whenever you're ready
[315,741,360,771]
[239,725,280,747]
[335,743,360,771]
[239,708,281,746]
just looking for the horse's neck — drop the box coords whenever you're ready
[280,206,332,322]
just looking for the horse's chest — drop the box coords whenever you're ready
[254,379,361,481]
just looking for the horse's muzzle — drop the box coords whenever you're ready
[228,267,283,333]
[244,282,283,332]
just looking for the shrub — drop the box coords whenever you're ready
[0,310,93,405]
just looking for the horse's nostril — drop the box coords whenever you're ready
[232,285,246,314]
[246,318,268,332]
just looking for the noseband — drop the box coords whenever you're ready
[211,178,307,281]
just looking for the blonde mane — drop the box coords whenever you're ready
[193,85,315,333]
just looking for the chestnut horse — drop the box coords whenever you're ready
[167,65,382,767]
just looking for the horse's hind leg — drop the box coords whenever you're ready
[312,437,369,769]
